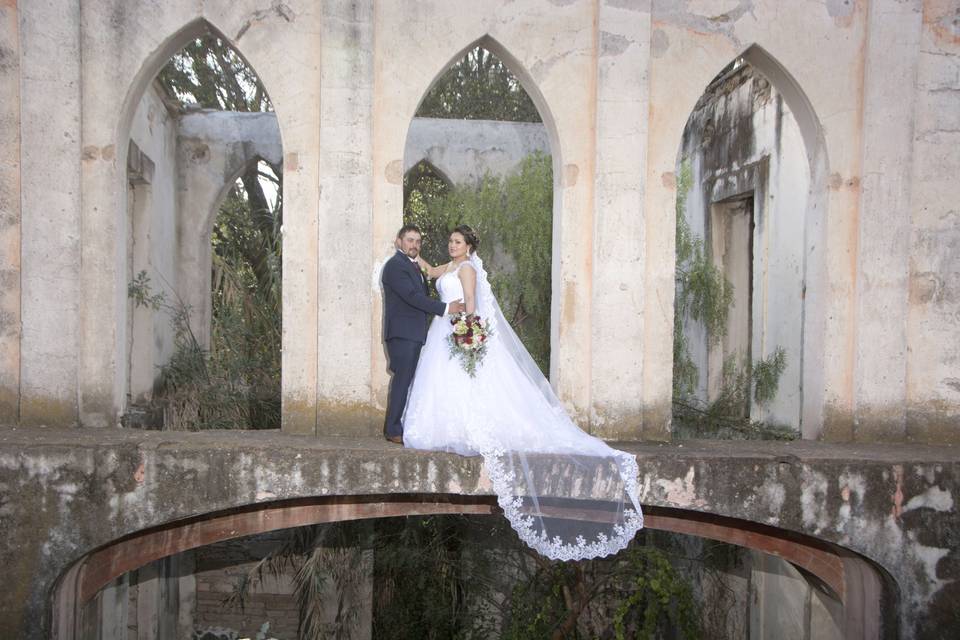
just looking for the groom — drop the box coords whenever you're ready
[382,225,464,444]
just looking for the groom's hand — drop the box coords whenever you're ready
[448,300,465,315]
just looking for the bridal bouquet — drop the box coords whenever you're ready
[448,313,492,377]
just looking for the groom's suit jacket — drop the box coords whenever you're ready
[381,250,446,344]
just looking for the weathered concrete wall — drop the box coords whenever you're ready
[590,1,652,440]
[314,0,375,436]
[679,64,809,431]
[0,1,19,424]
[126,83,180,404]
[404,117,550,185]
[0,428,955,638]
[2,0,958,440]
[18,0,83,426]
[854,0,923,443]
[906,1,960,443]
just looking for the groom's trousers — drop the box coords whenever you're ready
[384,337,423,439]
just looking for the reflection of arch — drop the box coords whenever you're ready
[671,44,830,439]
[53,497,892,639]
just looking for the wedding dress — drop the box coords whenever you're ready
[403,254,643,560]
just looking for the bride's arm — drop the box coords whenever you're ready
[416,255,448,279]
[458,263,477,316]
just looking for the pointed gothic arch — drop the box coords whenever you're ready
[402,36,562,376]
[670,44,830,438]
[114,19,285,423]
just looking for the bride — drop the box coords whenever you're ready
[402,225,643,561]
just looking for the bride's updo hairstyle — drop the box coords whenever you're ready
[452,224,479,255]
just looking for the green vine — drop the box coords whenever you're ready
[672,159,793,439]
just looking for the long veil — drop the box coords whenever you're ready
[464,253,643,560]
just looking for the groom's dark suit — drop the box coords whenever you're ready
[382,250,447,439]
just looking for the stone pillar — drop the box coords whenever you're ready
[854,0,923,441]
[906,1,960,442]
[641,16,741,442]
[0,0,21,424]
[19,0,83,426]
[590,0,652,439]
[314,0,378,436]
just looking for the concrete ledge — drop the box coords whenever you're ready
[0,427,956,638]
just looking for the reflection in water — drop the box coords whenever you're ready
[91,515,843,639]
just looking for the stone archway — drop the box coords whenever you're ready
[75,8,318,431]
[373,35,565,401]
[657,44,831,440]
[672,48,826,436]
[114,32,285,429]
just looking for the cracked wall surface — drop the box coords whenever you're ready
[0,2,956,442]
[0,429,956,638]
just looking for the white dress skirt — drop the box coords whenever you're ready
[402,257,644,561]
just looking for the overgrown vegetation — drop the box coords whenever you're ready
[405,152,554,374]
[672,160,793,439]
[417,45,542,122]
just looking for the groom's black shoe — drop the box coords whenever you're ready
[385,435,403,445]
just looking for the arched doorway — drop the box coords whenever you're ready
[119,27,284,430]
[401,41,556,374]
[671,47,829,440]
